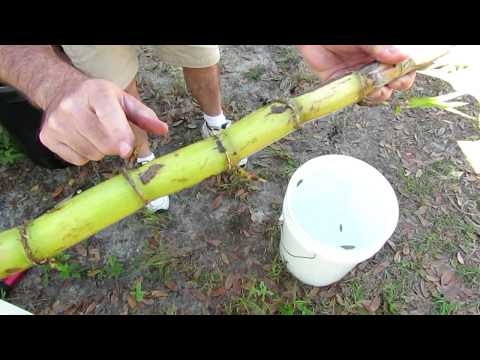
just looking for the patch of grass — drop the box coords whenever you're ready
[232,280,277,315]
[399,160,460,202]
[194,270,223,293]
[382,281,402,315]
[243,64,267,81]
[433,294,459,315]
[102,256,124,280]
[268,255,286,283]
[279,299,315,315]
[140,209,175,230]
[216,171,260,198]
[276,46,301,73]
[49,253,86,280]
[266,145,300,178]
[0,125,25,167]
[133,280,145,303]
[0,288,7,300]
[455,264,480,284]
[339,279,368,314]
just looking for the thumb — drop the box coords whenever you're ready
[122,94,169,135]
[362,45,410,65]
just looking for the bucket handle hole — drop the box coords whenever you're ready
[296,179,303,187]
[340,245,355,250]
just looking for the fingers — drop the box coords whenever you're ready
[90,91,136,159]
[365,87,393,103]
[362,45,410,65]
[387,71,416,92]
[123,94,169,136]
[39,132,89,166]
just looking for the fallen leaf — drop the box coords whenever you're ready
[402,244,410,256]
[172,120,184,127]
[89,248,101,263]
[87,269,102,278]
[308,287,320,298]
[224,274,235,290]
[210,287,226,298]
[373,261,390,275]
[31,185,39,192]
[165,281,177,291]
[151,290,169,299]
[85,303,96,314]
[425,274,440,283]
[212,195,224,210]
[419,280,429,298]
[74,244,87,257]
[191,289,207,302]
[387,240,396,250]
[335,294,345,306]
[206,239,221,247]
[142,299,154,306]
[220,253,230,265]
[363,295,381,313]
[440,270,455,287]
[394,251,402,263]
[127,295,137,309]
[52,186,64,198]
[457,252,465,265]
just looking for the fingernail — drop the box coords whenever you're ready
[119,141,133,158]
[385,46,405,57]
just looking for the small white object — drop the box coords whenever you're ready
[0,299,32,315]
[201,121,248,167]
[279,155,399,287]
[137,153,170,211]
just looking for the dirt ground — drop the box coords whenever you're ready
[2,45,480,315]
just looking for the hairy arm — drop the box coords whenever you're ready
[0,45,87,110]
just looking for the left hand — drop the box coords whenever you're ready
[297,45,417,103]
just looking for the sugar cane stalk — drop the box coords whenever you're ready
[0,48,450,278]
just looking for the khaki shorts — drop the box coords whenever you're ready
[61,45,220,89]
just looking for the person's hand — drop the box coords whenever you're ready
[40,78,168,166]
[297,45,416,103]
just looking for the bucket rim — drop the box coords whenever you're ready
[282,154,399,263]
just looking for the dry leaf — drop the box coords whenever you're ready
[363,295,381,313]
[142,299,154,306]
[74,244,87,257]
[220,253,230,265]
[420,280,429,298]
[224,274,235,290]
[165,281,178,291]
[402,244,410,256]
[52,186,64,198]
[151,290,169,299]
[394,251,402,263]
[127,295,137,309]
[211,287,226,298]
[212,195,224,210]
[440,270,455,286]
[387,240,396,250]
[89,248,100,262]
[456,252,465,265]
[373,261,390,275]
[425,274,440,283]
[206,239,221,247]
[308,287,320,298]
[191,289,207,302]
[85,303,97,314]
[335,294,345,306]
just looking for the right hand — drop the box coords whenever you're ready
[40,78,168,166]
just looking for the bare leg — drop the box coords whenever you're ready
[124,79,152,158]
[183,65,223,116]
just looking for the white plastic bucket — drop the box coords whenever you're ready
[279,155,399,287]
[0,299,32,315]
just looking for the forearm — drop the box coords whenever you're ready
[0,45,87,110]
